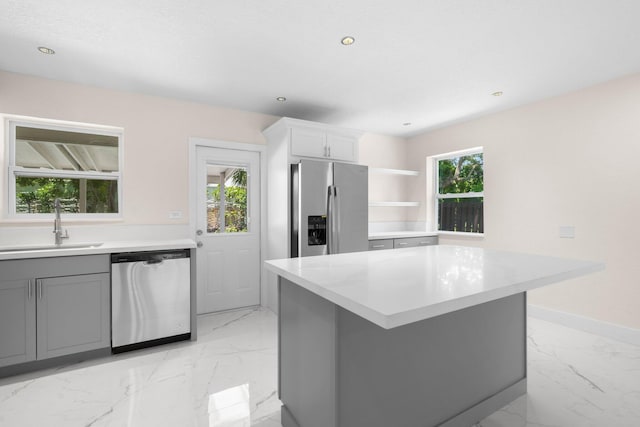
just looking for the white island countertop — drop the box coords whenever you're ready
[0,239,196,261]
[265,245,604,329]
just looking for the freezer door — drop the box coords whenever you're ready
[292,160,333,257]
[333,162,369,253]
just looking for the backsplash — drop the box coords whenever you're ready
[0,224,191,246]
[368,221,428,234]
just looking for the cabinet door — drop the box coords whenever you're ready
[36,273,110,360]
[290,127,327,158]
[0,279,36,367]
[326,134,358,162]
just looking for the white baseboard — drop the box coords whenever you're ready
[528,304,640,347]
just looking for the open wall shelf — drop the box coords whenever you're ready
[369,167,419,176]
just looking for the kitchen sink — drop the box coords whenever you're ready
[0,242,103,253]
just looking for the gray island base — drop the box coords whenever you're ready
[279,277,526,427]
[266,245,603,427]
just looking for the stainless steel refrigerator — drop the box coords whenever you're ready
[291,159,368,257]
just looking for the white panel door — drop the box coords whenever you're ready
[196,146,261,314]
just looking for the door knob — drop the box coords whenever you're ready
[197,241,204,248]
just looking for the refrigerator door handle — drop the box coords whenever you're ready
[334,186,340,253]
[327,185,339,254]
[327,185,334,254]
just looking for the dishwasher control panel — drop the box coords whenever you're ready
[111,249,190,264]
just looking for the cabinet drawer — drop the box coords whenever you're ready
[393,236,438,248]
[368,239,393,251]
[0,255,110,281]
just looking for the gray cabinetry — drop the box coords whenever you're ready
[368,239,393,251]
[369,235,438,251]
[0,278,36,367]
[393,236,438,248]
[37,273,110,360]
[0,255,110,368]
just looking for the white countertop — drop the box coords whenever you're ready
[368,231,438,240]
[264,245,604,329]
[0,239,196,261]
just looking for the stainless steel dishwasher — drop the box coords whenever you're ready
[111,249,191,353]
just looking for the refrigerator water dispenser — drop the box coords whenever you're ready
[307,215,326,246]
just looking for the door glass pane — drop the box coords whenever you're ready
[206,164,248,234]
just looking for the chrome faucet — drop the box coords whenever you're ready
[53,198,69,246]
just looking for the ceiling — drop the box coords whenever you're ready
[1,0,639,137]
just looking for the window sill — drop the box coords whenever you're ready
[1,216,124,225]
[437,231,485,239]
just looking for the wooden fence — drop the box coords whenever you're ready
[439,199,483,233]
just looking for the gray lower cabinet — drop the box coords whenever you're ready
[0,278,36,367]
[393,235,438,248]
[37,273,110,360]
[369,235,438,251]
[0,255,110,368]
[368,239,393,251]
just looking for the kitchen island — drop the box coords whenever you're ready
[265,245,603,427]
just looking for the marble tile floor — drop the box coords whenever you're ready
[0,307,638,427]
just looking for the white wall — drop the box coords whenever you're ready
[0,70,276,230]
[0,70,403,232]
[359,133,421,230]
[406,73,640,330]
[6,69,635,331]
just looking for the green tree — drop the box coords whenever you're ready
[16,177,78,213]
[438,153,483,194]
[230,169,247,187]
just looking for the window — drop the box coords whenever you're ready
[434,148,483,233]
[5,116,123,217]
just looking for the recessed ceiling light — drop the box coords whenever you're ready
[341,36,355,46]
[37,46,55,55]
[276,96,287,102]
[492,91,503,97]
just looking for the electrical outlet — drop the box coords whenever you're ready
[169,211,182,219]
[559,226,575,239]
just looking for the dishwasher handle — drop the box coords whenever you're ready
[111,249,190,263]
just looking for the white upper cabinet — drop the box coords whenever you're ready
[262,118,364,312]
[290,127,327,158]
[325,133,358,161]
[266,117,362,163]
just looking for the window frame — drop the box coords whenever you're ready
[4,115,124,220]
[432,146,484,236]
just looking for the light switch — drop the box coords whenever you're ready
[559,226,575,239]
[169,211,183,219]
